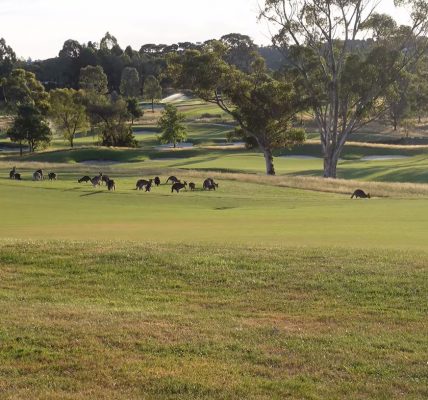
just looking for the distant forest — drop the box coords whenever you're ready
[12,33,285,92]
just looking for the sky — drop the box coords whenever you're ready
[0,0,271,60]
[0,0,408,61]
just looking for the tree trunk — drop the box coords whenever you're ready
[263,147,275,176]
[70,137,74,148]
[173,142,176,148]
[152,99,154,113]
[19,142,23,157]
[393,116,397,131]
[323,155,338,178]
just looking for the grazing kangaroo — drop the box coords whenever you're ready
[101,175,110,185]
[166,176,180,184]
[78,176,91,183]
[136,179,153,190]
[145,181,152,192]
[13,173,21,180]
[35,169,44,180]
[91,173,103,187]
[107,179,116,191]
[33,172,42,181]
[48,172,57,180]
[171,181,187,193]
[203,178,218,191]
[154,176,161,186]
[9,167,16,179]
[351,189,371,199]
[189,182,196,191]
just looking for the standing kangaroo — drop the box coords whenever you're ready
[154,177,161,186]
[171,181,187,193]
[107,179,116,191]
[33,172,42,181]
[351,189,371,199]
[9,166,16,179]
[91,173,103,187]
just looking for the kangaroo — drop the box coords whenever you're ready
[78,176,91,183]
[136,179,153,190]
[33,172,42,181]
[189,182,196,191]
[48,172,57,181]
[171,181,187,193]
[145,181,152,192]
[154,176,161,186]
[9,166,16,179]
[203,178,218,191]
[91,173,103,187]
[13,173,22,180]
[166,176,180,184]
[35,169,44,180]
[351,189,371,199]
[102,175,110,185]
[107,179,116,191]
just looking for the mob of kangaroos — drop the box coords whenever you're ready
[9,168,372,199]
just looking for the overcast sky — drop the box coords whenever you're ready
[1,0,271,60]
[1,0,408,60]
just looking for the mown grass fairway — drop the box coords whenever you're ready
[1,97,428,399]
[0,242,427,399]
[1,168,428,249]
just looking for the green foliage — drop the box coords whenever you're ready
[158,104,187,147]
[79,65,108,95]
[119,67,140,98]
[0,38,16,79]
[7,104,51,153]
[49,88,88,147]
[143,75,162,112]
[2,69,49,114]
[126,97,143,125]
[85,94,137,147]
[169,50,306,174]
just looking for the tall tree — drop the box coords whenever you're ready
[260,0,428,178]
[2,69,49,114]
[143,75,162,112]
[126,97,143,125]
[49,88,88,147]
[85,95,138,147]
[79,65,108,95]
[120,67,140,98]
[0,38,16,80]
[169,49,306,175]
[158,104,187,148]
[220,33,258,72]
[8,104,52,155]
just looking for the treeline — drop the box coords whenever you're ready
[21,32,284,92]
[2,0,428,178]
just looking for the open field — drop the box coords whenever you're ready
[1,97,427,399]
[1,166,428,249]
[0,242,427,399]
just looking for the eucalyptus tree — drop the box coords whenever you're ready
[169,48,306,175]
[143,75,162,112]
[120,67,140,98]
[260,0,428,177]
[49,88,88,147]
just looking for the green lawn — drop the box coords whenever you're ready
[1,98,427,399]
